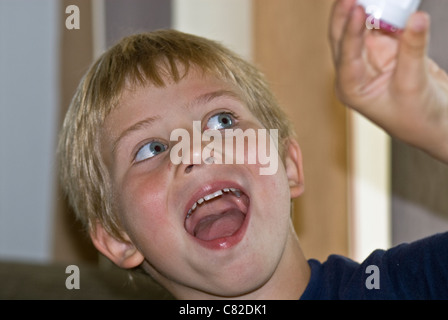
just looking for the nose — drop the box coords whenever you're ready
[184,154,217,173]
[170,121,221,175]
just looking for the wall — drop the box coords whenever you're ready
[0,0,59,262]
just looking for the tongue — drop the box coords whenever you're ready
[193,209,245,241]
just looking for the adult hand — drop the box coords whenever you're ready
[329,0,448,163]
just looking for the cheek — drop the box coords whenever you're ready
[220,121,279,176]
[254,128,279,176]
[256,172,290,215]
[116,171,193,283]
[250,156,292,231]
[116,170,173,246]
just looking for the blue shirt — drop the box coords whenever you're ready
[300,232,448,299]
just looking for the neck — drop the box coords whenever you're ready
[239,224,310,300]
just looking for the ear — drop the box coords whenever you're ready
[90,222,144,269]
[283,138,305,199]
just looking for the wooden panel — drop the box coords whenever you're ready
[105,0,172,48]
[253,0,349,261]
[52,0,98,263]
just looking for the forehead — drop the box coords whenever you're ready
[125,71,235,108]
[112,71,237,122]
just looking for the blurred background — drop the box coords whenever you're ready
[0,0,447,298]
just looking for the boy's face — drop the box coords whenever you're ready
[93,68,304,298]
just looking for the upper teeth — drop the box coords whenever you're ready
[186,188,241,219]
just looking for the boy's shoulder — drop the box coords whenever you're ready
[300,232,448,300]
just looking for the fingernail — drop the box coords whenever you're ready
[409,12,429,32]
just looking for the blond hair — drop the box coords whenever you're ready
[58,29,293,240]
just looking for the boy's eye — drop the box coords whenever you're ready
[206,112,234,130]
[135,141,167,162]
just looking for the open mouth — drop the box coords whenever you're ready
[184,187,250,242]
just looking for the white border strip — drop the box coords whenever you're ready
[172,0,252,61]
[349,112,391,262]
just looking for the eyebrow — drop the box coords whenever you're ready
[112,116,160,155]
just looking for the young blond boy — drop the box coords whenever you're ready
[58,0,448,299]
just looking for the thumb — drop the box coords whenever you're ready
[393,12,430,91]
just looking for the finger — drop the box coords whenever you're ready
[338,4,366,65]
[392,12,430,92]
[329,0,359,60]
[335,5,368,102]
